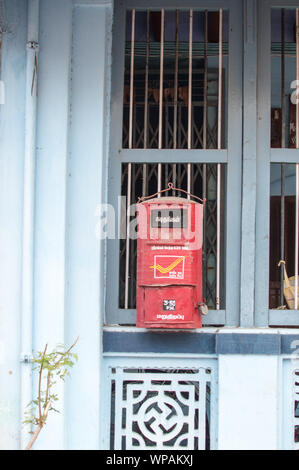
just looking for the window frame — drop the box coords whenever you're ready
[106,0,243,326]
[255,0,299,327]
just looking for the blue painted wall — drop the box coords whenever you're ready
[1,0,299,451]
[0,0,27,450]
[0,0,111,450]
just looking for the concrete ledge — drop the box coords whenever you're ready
[103,331,216,354]
[215,333,281,355]
[103,330,299,355]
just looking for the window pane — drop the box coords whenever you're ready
[122,9,229,149]
[269,163,298,309]
[271,8,297,149]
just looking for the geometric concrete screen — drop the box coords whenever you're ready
[102,358,218,450]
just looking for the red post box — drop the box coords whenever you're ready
[136,196,204,329]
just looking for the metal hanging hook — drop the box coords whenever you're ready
[137,182,206,205]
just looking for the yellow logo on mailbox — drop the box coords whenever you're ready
[150,256,185,274]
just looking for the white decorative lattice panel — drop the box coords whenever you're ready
[293,369,299,449]
[107,364,216,450]
[281,359,299,449]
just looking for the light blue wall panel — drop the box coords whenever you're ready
[0,0,112,450]
[0,0,27,450]
[240,0,256,327]
[33,0,73,450]
[64,2,111,450]
[255,0,271,326]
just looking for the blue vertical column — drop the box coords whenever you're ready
[255,1,271,326]
[225,0,243,326]
[240,0,257,327]
[65,1,111,449]
[33,0,72,450]
[0,0,27,450]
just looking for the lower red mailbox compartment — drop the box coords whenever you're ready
[137,285,202,329]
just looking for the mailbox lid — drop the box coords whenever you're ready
[138,197,203,243]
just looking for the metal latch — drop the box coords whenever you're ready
[20,353,33,364]
[198,302,208,316]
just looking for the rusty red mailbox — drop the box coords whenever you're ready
[136,195,204,329]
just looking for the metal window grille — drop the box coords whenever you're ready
[271,8,298,150]
[108,366,216,450]
[270,9,299,316]
[119,9,228,314]
[119,162,226,311]
[270,163,297,310]
[122,9,227,150]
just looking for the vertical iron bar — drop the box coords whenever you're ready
[174,10,179,150]
[216,164,221,310]
[129,164,136,307]
[133,101,136,148]
[187,164,191,198]
[166,103,169,148]
[178,104,182,148]
[203,10,208,150]
[144,9,150,149]
[172,10,179,195]
[281,9,286,148]
[295,9,299,308]
[172,163,177,195]
[157,163,162,195]
[216,9,223,310]
[280,9,286,305]
[203,11,208,305]
[280,164,285,306]
[217,8,223,150]
[188,9,193,150]
[128,9,135,150]
[142,163,147,197]
[158,8,164,196]
[125,9,135,309]
[158,8,164,150]
[203,163,207,306]
[187,9,193,198]
[165,163,169,189]
[125,163,132,309]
